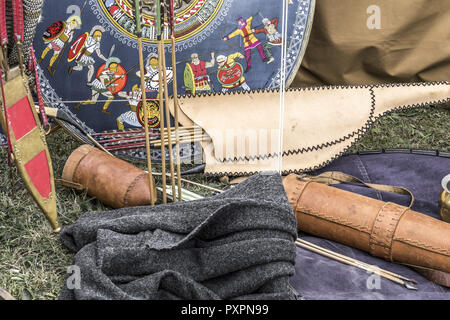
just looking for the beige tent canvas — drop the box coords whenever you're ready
[293,0,450,86]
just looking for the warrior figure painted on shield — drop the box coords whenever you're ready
[252,17,282,64]
[223,16,267,73]
[75,57,126,113]
[137,53,173,93]
[38,15,82,75]
[116,84,161,131]
[184,52,215,95]
[68,25,108,83]
[216,53,251,93]
[116,84,143,130]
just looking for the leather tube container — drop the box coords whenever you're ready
[62,145,157,208]
[283,174,450,274]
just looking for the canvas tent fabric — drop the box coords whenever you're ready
[293,0,450,86]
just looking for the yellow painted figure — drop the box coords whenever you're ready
[223,16,267,72]
[38,15,82,75]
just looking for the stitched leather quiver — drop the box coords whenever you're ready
[62,145,157,208]
[283,174,450,274]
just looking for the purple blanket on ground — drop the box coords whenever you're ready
[289,150,450,300]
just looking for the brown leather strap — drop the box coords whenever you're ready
[298,172,415,261]
[300,171,415,208]
[369,202,409,261]
[293,180,312,214]
[55,178,85,192]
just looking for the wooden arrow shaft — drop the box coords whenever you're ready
[136,0,155,205]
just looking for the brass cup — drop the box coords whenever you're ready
[439,175,450,223]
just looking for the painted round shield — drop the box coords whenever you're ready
[217,62,244,88]
[145,69,174,91]
[68,32,89,62]
[136,100,161,128]
[25,0,316,162]
[95,62,128,95]
[42,21,66,42]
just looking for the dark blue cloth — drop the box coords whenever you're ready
[290,150,450,300]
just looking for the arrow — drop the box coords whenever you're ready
[135,0,156,205]
[157,0,178,203]
[169,0,182,201]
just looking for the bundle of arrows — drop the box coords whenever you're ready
[91,125,209,152]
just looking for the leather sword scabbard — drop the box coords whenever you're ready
[282,174,450,275]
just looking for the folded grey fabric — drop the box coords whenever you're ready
[59,174,298,300]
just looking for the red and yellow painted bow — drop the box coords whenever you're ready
[0,0,59,232]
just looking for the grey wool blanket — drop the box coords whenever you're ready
[59,174,299,300]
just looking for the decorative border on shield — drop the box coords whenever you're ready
[267,0,315,89]
[89,0,233,53]
[0,0,316,150]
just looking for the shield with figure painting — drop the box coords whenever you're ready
[11,0,316,162]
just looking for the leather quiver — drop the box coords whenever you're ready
[283,174,450,274]
[62,145,157,208]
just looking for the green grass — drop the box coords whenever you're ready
[347,107,450,152]
[0,106,449,299]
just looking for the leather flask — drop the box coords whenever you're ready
[283,174,450,274]
[62,145,157,208]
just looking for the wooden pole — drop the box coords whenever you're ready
[135,0,155,205]
[169,0,183,202]
[156,0,167,204]
[158,3,177,201]
[161,48,177,201]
